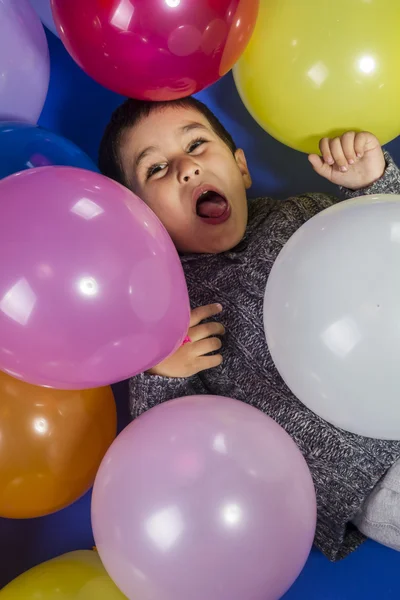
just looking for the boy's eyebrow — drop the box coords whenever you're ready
[135,145,158,168]
[135,122,209,169]
[179,122,209,135]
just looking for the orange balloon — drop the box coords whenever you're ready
[0,371,117,518]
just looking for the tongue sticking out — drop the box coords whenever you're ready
[196,192,227,218]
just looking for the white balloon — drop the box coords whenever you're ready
[264,194,400,440]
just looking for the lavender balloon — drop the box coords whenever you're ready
[0,167,190,389]
[92,395,316,600]
[30,0,59,37]
[0,0,50,123]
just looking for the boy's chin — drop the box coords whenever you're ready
[175,213,248,254]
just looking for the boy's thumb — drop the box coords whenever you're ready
[308,154,330,178]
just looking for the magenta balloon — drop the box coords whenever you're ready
[52,0,260,100]
[0,167,190,389]
[92,396,316,600]
[0,0,50,122]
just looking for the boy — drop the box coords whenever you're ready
[99,96,400,561]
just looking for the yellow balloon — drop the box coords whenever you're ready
[234,0,400,153]
[0,550,127,599]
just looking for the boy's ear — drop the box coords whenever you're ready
[235,149,252,189]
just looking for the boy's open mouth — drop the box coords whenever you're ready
[194,186,231,225]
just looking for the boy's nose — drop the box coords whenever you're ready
[178,158,201,183]
[183,170,200,182]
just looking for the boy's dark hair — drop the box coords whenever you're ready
[98,96,237,187]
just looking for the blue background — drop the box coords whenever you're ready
[1,28,400,598]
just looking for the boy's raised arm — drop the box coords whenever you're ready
[309,131,400,195]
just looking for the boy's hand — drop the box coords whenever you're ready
[148,304,224,378]
[308,132,386,190]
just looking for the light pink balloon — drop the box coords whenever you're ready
[92,395,316,600]
[0,167,190,389]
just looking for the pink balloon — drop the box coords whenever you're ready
[0,167,189,389]
[92,396,316,600]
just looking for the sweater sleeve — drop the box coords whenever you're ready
[129,372,209,419]
[341,150,400,199]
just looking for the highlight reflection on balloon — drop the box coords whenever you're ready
[92,395,316,600]
[0,166,190,389]
[0,550,127,599]
[264,194,400,440]
[0,371,116,519]
[234,0,400,153]
[51,0,259,100]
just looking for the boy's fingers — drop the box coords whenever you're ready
[189,321,225,342]
[192,336,223,356]
[354,132,368,159]
[198,354,223,372]
[308,154,330,177]
[190,303,222,327]
[329,137,348,171]
[319,138,334,165]
[340,131,356,164]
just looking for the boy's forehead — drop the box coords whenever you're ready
[126,106,214,159]
[137,105,211,135]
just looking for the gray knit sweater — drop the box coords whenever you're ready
[130,153,400,561]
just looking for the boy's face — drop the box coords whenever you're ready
[119,106,251,254]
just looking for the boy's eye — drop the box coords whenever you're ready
[188,138,208,153]
[146,163,167,180]
[145,139,208,180]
